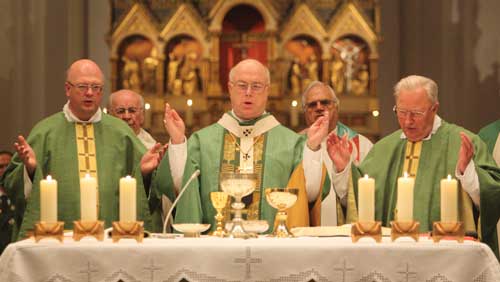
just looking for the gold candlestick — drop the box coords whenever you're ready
[432,221,465,243]
[111,221,144,243]
[390,220,420,242]
[73,220,104,241]
[34,221,65,243]
[210,191,229,237]
[351,221,382,243]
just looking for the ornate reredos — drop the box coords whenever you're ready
[109,0,381,141]
[208,0,278,32]
[110,3,160,59]
[279,3,327,52]
[327,1,379,57]
[160,4,209,58]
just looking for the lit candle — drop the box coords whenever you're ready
[186,99,193,127]
[144,102,152,129]
[40,175,57,222]
[358,174,375,221]
[119,175,136,222]
[80,174,97,221]
[397,172,414,221]
[290,100,299,128]
[440,175,458,222]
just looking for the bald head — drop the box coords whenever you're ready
[65,59,105,121]
[109,89,145,134]
[227,59,270,120]
[66,59,104,83]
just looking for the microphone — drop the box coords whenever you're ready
[162,169,201,234]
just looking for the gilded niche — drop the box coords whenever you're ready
[110,0,381,141]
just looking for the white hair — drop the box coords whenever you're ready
[301,81,339,111]
[109,89,144,109]
[393,75,438,104]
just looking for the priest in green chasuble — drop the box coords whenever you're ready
[1,59,165,239]
[325,75,500,255]
[152,59,311,231]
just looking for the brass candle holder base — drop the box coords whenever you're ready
[432,221,464,243]
[73,220,104,241]
[390,220,420,242]
[351,221,382,243]
[34,221,65,242]
[111,221,144,243]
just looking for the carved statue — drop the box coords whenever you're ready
[331,53,345,94]
[351,64,369,96]
[142,56,158,93]
[180,51,200,96]
[303,55,319,90]
[289,59,302,96]
[167,52,182,95]
[121,57,142,93]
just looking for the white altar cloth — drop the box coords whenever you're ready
[0,235,498,282]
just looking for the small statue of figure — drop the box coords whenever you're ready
[330,54,345,95]
[289,58,302,97]
[303,54,319,90]
[167,52,182,95]
[142,56,158,93]
[180,51,201,96]
[121,57,142,93]
[351,64,369,96]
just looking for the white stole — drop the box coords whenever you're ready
[217,113,280,172]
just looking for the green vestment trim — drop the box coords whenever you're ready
[1,112,152,239]
[351,121,500,256]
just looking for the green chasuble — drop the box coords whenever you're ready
[1,112,152,239]
[478,119,500,165]
[152,113,306,231]
[351,121,500,255]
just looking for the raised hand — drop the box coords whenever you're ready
[14,135,37,177]
[163,103,185,144]
[140,143,168,176]
[306,111,329,151]
[326,133,351,172]
[457,132,474,174]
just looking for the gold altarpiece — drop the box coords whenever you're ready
[109,0,381,142]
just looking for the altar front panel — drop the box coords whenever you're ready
[0,236,499,282]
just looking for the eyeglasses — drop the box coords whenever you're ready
[67,82,103,93]
[393,105,434,119]
[305,99,335,109]
[113,107,141,115]
[230,81,267,93]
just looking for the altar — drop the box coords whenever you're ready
[0,235,498,282]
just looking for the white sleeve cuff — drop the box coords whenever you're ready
[455,159,480,207]
[303,143,323,203]
[168,138,188,193]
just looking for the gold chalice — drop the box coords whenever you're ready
[265,188,299,238]
[210,191,229,237]
[220,172,257,238]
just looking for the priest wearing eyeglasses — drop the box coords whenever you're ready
[0,59,164,239]
[152,59,310,231]
[326,75,500,256]
[300,81,373,226]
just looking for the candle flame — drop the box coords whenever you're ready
[291,100,298,107]
[447,174,452,180]
[125,175,131,179]
[46,175,52,181]
[85,173,91,178]
[187,99,193,107]
[364,174,369,179]
[403,171,409,178]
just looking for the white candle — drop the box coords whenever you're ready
[40,175,57,222]
[440,175,458,222]
[290,100,299,128]
[186,99,193,127]
[358,174,375,221]
[80,174,97,221]
[397,172,414,221]
[119,175,136,222]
